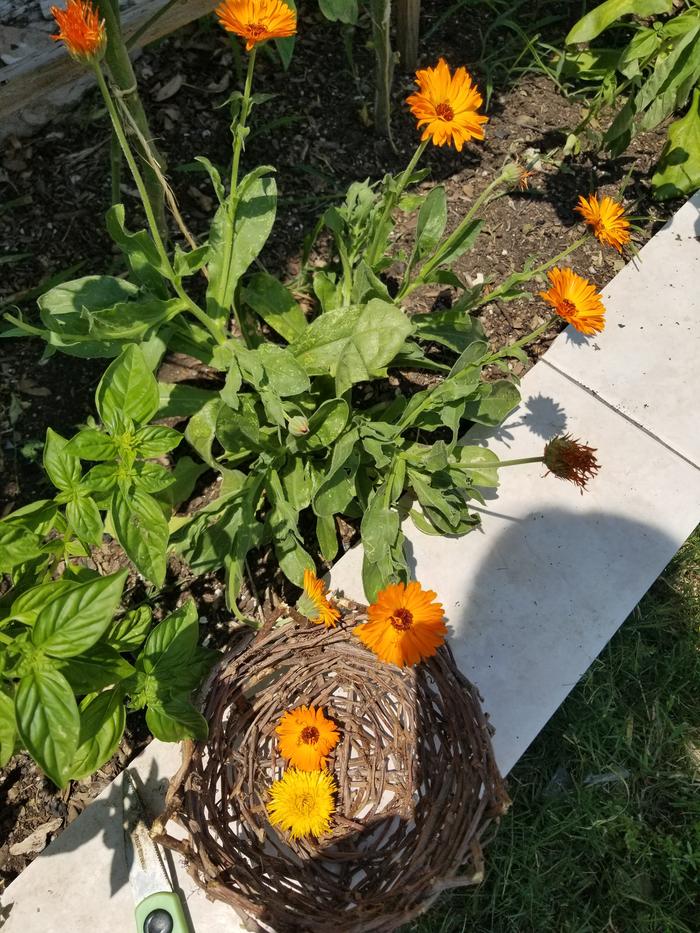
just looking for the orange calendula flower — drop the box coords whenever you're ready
[276,705,340,771]
[215,0,297,51]
[575,193,630,253]
[51,0,106,63]
[406,58,488,151]
[297,569,340,628]
[354,581,447,668]
[267,768,336,840]
[544,434,600,492]
[539,267,606,336]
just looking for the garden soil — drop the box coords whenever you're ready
[0,0,678,891]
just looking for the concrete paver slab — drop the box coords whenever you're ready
[544,191,700,466]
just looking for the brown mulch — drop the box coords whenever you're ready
[0,0,682,895]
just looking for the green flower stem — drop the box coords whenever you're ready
[230,47,257,203]
[366,139,428,268]
[93,65,222,343]
[399,168,512,300]
[494,456,545,468]
[486,315,559,363]
[212,46,257,345]
[476,234,591,310]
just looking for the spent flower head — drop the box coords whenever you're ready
[51,0,106,64]
[406,58,488,151]
[215,0,297,51]
[575,194,630,253]
[544,434,600,492]
[354,581,447,667]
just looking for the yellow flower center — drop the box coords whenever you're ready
[296,792,316,815]
[300,726,320,745]
[390,608,414,631]
[435,101,455,121]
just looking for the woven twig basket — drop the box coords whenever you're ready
[154,601,510,933]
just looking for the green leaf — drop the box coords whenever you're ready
[422,219,483,273]
[57,645,135,694]
[66,429,118,461]
[65,493,103,545]
[111,489,169,586]
[414,186,447,259]
[652,89,700,199]
[140,600,198,675]
[44,428,81,491]
[205,173,277,321]
[32,570,127,658]
[185,398,221,468]
[38,275,139,331]
[565,0,673,44]
[313,451,358,516]
[258,344,310,396]
[96,345,159,431]
[0,523,44,573]
[360,490,402,601]
[10,578,77,625]
[69,688,126,781]
[15,669,80,787]
[133,462,176,494]
[133,425,182,458]
[157,383,217,419]
[106,203,168,276]
[290,299,413,394]
[316,513,338,561]
[0,690,17,767]
[146,698,207,742]
[453,445,500,487]
[304,398,350,450]
[194,156,225,203]
[156,456,208,510]
[173,243,210,278]
[242,272,308,341]
[319,0,358,24]
[413,304,486,353]
[273,533,315,587]
[463,380,520,426]
[107,605,152,652]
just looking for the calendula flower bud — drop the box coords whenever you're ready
[543,434,600,492]
[288,415,309,437]
[51,1,106,65]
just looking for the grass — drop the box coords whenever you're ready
[412,529,700,933]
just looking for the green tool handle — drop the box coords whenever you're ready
[135,891,189,933]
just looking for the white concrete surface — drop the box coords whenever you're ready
[2,194,698,933]
[544,191,700,466]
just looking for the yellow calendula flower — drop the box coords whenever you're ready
[267,768,336,840]
[215,0,297,51]
[297,569,340,628]
[354,581,447,668]
[276,705,340,771]
[50,0,106,63]
[406,58,488,151]
[539,267,606,336]
[575,193,630,253]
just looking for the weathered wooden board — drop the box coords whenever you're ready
[0,0,214,130]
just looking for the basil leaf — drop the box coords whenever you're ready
[15,669,80,787]
[69,688,126,781]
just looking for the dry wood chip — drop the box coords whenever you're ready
[9,817,62,856]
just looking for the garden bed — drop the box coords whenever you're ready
[0,0,682,897]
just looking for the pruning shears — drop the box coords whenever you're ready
[122,769,190,933]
